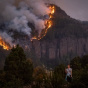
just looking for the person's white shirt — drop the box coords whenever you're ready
[66,68,72,77]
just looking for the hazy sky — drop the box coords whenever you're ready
[9,0,88,21]
[54,0,88,21]
[0,0,88,21]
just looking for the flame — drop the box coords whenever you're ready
[49,14,53,19]
[31,5,55,41]
[1,6,55,49]
[45,20,52,28]
[0,37,10,50]
[47,20,52,28]
[0,5,55,48]
[49,6,55,14]
[31,37,37,41]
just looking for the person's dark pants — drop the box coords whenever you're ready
[67,75,72,83]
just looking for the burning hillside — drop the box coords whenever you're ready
[0,0,88,68]
[0,0,68,50]
[0,0,56,50]
[31,5,55,41]
[0,37,11,50]
[0,0,49,50]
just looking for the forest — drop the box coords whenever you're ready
[0,45,88,88]
[0,4,88,88]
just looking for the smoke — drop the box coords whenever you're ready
[24,0,50,15]
[9,16,31,36]
[0,0,51,47]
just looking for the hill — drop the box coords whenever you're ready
[31,5,88,67]
[0,4,88,68]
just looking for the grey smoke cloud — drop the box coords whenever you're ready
[0,0,50,47]
[9,16,31,36]
[0,0,88,49]
[2,5,21,21]
[1,0,88,48]
[24,0,50,15]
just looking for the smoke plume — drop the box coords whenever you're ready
[0,0,52,47]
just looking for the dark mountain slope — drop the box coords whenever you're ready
[43,5,88,40]
[31,5,88,67]
[0,5,88,68]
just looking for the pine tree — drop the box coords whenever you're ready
[4,45,33,87]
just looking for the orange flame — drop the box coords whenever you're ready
[0,37,10,50]
[47,20,52,28]
[31,5,55,41]
[0,6,55,48]
[49,14,53,19]
[31,37,37,41]
[49,6,55,14]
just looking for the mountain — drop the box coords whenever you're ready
[0,4,88,68]
[30,5,88,68]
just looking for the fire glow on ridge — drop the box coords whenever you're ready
[0,5,55,50]
[31,5,55,41]
[0,37,10,50]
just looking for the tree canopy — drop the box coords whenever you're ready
[3,45,33,87]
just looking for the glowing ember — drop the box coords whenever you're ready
[31,37,37,41]
[0,37,10,50]
[31,5,55,41]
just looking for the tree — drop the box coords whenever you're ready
[33,66,46,88]
[81,55,88,67]
[79,64,88,87]
[51,64,66,88]
[70,56,81,70]
[0,70,5,87]
[4,45,33,87]
[70,56,88,88]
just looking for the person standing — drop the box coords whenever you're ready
[65,65,72,83]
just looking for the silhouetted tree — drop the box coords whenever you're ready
[4,45,33,87]
[51,64,66,88]
[70,56,81,70]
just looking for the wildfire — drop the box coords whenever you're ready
[0,37,10,50]
[31,5,55,41]
[49,15,53,19]
[47,20,52,28]
[31,37,37,41]
[0,5,55,49]
[49,6,55,14]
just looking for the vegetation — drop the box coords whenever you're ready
[51,64,66,88]
[0,46,9,70]
[0,45,33,88]
[70,56,88,88]
[0,45,88,88]
[0,5,88,88]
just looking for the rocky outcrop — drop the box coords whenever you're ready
[29,5,88,66]
[31,37,88,64]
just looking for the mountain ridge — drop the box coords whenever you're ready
[30,4,88,67]
[0,4,88,68]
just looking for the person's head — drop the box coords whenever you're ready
[67,64,70,68]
